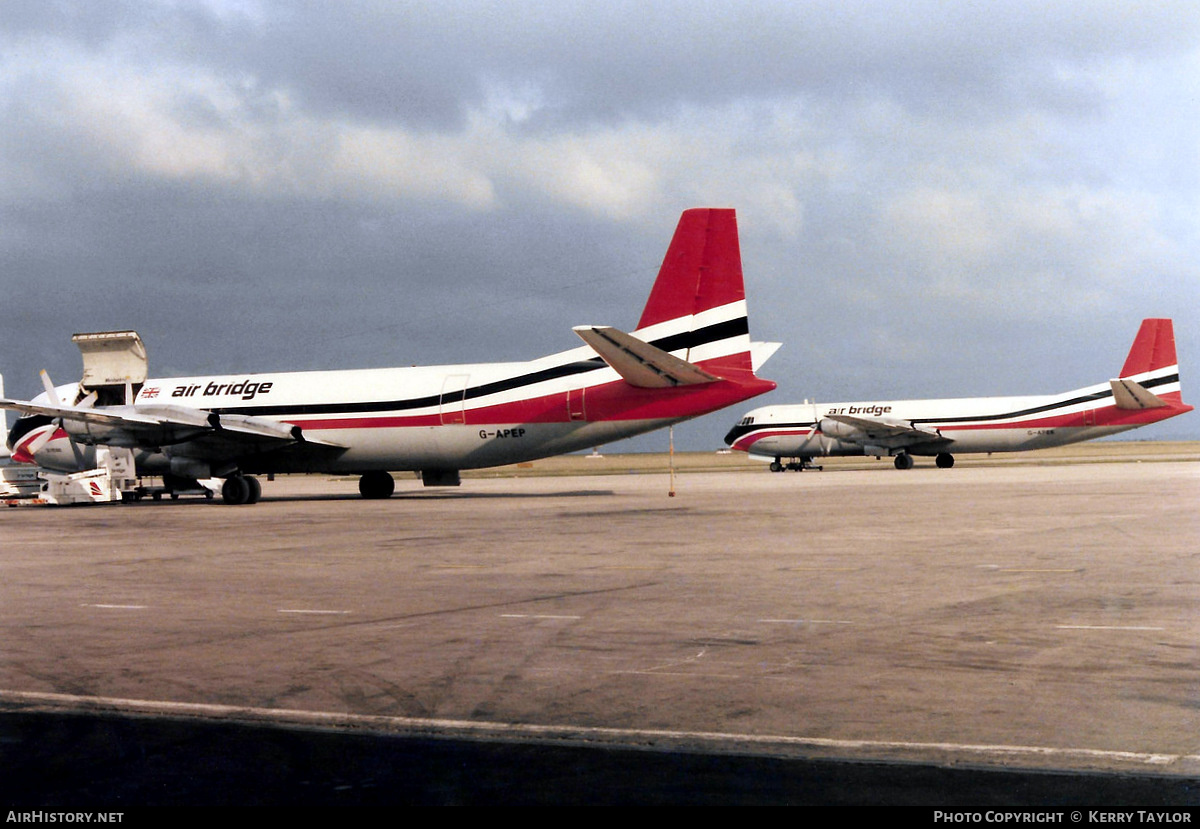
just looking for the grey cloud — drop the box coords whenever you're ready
[2,1,1197,444]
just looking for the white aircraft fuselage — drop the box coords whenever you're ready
[23,322,764,476]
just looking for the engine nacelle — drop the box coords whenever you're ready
[818,418,865,442]
[169,456,212,480]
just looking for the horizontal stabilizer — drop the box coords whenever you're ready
[1110,378,1168,410]
[573,326,721,388]
[750,341,782,373]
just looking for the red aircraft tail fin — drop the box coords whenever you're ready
[637,208,746,330]
[570,209,776,426]
[1119,318,1178,378]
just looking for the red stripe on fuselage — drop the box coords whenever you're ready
[285,359,774,432]
[935,398,1191,434]
[731,429,810,452]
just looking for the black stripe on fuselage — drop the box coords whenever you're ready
[722,373,1181,444]
[209,316,750,418]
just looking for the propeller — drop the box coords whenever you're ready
[806,400,827,453]
[24,370,95,467]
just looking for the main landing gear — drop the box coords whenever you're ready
[221,474,261,505]
[769,456,822,472]
[892,452,955,470]
[358,470,395,499]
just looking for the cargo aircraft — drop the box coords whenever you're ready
[3,208,778,504]
[725,318,1189,470]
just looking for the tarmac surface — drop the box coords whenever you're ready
[2,450,1199,806]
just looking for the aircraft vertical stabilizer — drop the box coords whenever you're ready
[633,208,767,382]
[1119,318,1178,378]
[637,208,746,329]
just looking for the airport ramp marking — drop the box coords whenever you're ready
[501,614,582,620]
[2,689,1197,771]
[81,604,148,610]
[1057,624,1165,631]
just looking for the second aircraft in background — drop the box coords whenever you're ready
[725,318,1190,470]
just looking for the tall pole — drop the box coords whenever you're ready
[668,426,676,497]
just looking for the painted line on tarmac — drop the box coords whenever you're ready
[81,604,148,610]
[3,689,1197,771]
[501,614,582,620]
[1057,624,1165,631]
[998,568,1079,573]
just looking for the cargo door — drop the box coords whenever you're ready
[73,331,148,405]
[439,374,470,425]
[567,387,586,421]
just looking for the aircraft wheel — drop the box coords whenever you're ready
[245,475,262,504]
[894,453,914,470]
[359,471,395,499]
[769,459,783,473]
[936,453,955,469]
[221,476,252,505]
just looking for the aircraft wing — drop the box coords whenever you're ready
[573,325,721,388]
[822,414,951,450]
[0,397,344,452]
[2,398,205,432]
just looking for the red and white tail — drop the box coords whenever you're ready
[1112,318,1189,412]
[632,208,772,379]
[1119,318,1179,379]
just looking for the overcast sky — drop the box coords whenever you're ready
[2,1,1197,448]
